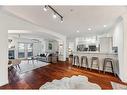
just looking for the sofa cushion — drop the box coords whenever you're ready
[40,54,46,57]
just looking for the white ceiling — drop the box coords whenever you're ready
[2,6,127,39]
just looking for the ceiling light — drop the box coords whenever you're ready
[60,20,63,23]
[104,25,107,27]
[43,7,47,11]
[43,6,48,11]
[76,30,79,33]
[88,28,92,31]
[53,13,57,19]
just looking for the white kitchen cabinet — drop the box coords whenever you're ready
[100,37,113,53]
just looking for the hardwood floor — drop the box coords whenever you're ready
[0,60,127,89]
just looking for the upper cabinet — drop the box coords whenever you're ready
[75,36,99,52]
[99,37,113,53]
[75,35,114,53]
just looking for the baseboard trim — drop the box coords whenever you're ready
[118,75,127,83]
[0,79,8,87]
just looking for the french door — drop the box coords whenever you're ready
[18,43,33,58]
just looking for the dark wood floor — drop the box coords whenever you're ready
[0,60,127,89]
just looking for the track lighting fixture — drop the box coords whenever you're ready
[43,5,64,23]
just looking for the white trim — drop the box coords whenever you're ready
[0,79,8,87]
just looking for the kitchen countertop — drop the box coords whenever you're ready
[73,52,118,55]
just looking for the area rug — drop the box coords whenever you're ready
[17,60,50,74]
[111,81,127,89]
[39,75,101,89]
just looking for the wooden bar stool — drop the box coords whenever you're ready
[73,56,80,67]
[103,58,116,76]
[90,57,100,72]
[81,56,88,69]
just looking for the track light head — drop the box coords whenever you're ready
[43,5,48,11]
[53,13,57,19]
[60,17,64,23]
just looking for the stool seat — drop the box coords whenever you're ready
[90,57,100,72]
[104,58,113,61]
[92,57,98,60]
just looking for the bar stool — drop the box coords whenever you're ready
[81,56,88,69]
[73,56,80,67]
[103,58,116,76]
[90,57,100,72]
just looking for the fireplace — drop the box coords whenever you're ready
[8,50,15,59]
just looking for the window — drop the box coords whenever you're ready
[18,43,33,58]
[27,43,33,57]
[18,43,25,58]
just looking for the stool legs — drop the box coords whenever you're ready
[74,56,79,67]
[97,59,100,73]
[81,56,88,69]
[76,57,80,67]
[74,56,89,69]
[103,58,116,76]
[90,57,100,73]
[103,59,107,74]
[90,59,93,71]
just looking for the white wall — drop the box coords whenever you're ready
[64,39,67,61]
[0,29,8,86]
[112,17,125,82]
[66,41,74,57]
[113,26,120,47]
[120,15,127,82]
[58,39,67,61]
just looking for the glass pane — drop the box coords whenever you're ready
[27,43,33,57]
[18,43,25,58]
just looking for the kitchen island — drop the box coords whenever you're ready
[73,52,119,74]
